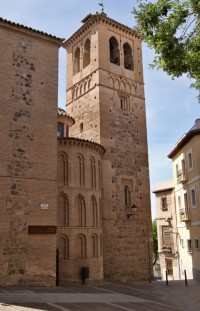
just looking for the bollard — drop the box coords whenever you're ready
[165,270,168,285]
[184,270,188,286]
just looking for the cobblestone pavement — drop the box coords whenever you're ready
[0,280,199,311]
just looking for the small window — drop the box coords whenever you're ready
[191,188,196,208]
[187,239,192,253]
[195,239,199,249]
[180,238,184,248]
[161,196,167,210]
[187,150,193,170]
[178,196,181,209]
[57,123,64,138]
[176,164,179,178]
[120,95,129,111]
[80,122,83,133]
[125,185,131,206]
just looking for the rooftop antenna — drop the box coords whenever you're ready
[99,1,105,14]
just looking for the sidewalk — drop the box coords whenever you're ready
[0,280,199,311]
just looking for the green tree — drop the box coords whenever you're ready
[133,0,200,102]
[152,219,158,265]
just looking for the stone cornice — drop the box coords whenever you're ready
[58,137,105,155]
[0,17,64,45]
[64,13,140,48]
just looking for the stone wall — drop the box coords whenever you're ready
[0,22,60,285]
[65,14,152,281]
[57,138,105,283]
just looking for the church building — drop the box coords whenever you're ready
[0,12,152,286]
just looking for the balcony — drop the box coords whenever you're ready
[179,209,190,222]
[177,169,187,184]
[162,246,172,253]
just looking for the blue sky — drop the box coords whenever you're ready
[1,0,199,219]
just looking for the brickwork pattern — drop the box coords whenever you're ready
[0,24,60,285]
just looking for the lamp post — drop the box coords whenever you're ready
[129,204,152,283]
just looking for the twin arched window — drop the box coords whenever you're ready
[109,36,133,71]
[73,39,91,75]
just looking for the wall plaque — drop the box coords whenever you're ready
[28,226,57,234]
[40,203,49,210]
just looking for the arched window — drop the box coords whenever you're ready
[90,157,96,189]
[80,122,83,133]
[100,234,103,257]
[109,36,120,66]
[58,152,68,186]
[57,193,69,227]
[123,43,133,70]
[91,195,98,227]
[77,154,85,187]
[57,123,64,138]
[73,47,80,75]
[91,234,98,258]
[99,198,102,226]
[125,185,131,206]
[77,234,86,259]
[58,235,69,260]
[77,194,86,226]
[83,39,90,68]
[98,160,101,189]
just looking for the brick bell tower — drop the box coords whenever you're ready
[64,12,152,281]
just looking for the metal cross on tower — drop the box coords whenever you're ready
[99,1,105,13]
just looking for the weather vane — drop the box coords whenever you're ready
[99,1,105,13]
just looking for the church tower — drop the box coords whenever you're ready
[64,13,152,281]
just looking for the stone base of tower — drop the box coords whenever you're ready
[58,258,104,285]
[103,219,153,282]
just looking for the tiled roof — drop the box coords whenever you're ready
[168,119,200,158]
[64,12,139,46]
[58,136,106,154]
[0,17,64,42]
[58,107,75,124]
[153,180,174,193]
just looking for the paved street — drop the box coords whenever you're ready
[0,280,199,311]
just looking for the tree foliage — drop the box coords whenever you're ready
[133,0,200,102]
[152,219,158,262]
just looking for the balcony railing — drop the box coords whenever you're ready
[162,246,172,253]
[177,169,187,183]
[179,209,190,222]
